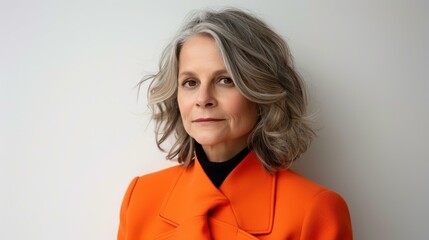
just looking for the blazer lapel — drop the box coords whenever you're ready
[158,158,227,239]
[219,151,276,234]
[158,152,276,239]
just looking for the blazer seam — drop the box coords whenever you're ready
[126,177,140,208]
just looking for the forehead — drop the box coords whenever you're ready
[178,34,225,71]
[180,34,218,57]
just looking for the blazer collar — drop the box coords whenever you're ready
[159,151,276,234]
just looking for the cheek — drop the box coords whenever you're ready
[177,94,190,118]
[228,97,258,123]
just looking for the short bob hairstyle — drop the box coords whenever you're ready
[141,8,314,172]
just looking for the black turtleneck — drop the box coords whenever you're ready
[195,143,249,188]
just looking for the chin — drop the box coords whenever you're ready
[192,135,223,146]
[193,139,221,146]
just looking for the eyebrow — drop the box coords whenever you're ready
[178,69,229,78]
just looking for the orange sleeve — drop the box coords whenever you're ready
[117,177,139,240]
[300,190,353,240]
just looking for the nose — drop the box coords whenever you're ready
[196,84,217,108]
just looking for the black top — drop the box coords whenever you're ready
[195,143,249,188]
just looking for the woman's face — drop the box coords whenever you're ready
[177,34,258,158]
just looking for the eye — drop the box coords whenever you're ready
[217,77,234,86]
[182,79,198,88]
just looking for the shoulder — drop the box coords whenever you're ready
[276,169,339,199]
[275,169,353,238]
[132,164,184,193]
[118,164,187,238]
[121,165,184,205]
[120,164,185,217]
[275,169,351,219]
[139,164,184,182]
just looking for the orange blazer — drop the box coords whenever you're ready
[118,152,353,239]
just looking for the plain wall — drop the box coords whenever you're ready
[1,0,428,239]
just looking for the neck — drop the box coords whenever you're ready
[201,141,248,163]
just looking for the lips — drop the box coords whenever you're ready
[192,118,224,123]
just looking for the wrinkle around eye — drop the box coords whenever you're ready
[217,76,235,86]
[180,79,199,88]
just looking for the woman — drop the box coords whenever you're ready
[118,9,353,239]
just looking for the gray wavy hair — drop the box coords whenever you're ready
[140,8,315,172]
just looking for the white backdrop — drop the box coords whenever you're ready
[1,0,428,239]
